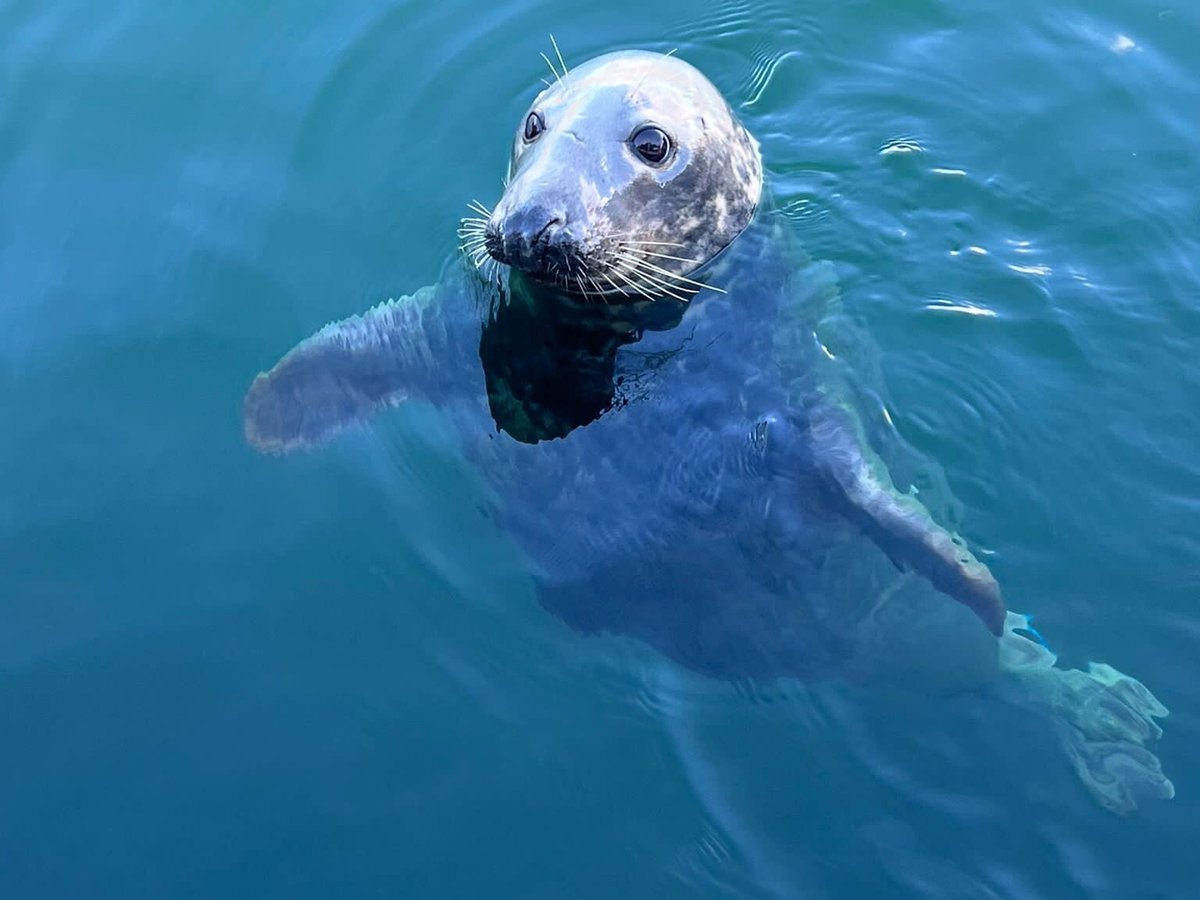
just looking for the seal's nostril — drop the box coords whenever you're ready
[533,216,564,244]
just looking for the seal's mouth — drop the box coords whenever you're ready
[458,199,719,304]
[482,221,580,282]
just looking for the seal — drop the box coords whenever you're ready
[242,47,1172,813]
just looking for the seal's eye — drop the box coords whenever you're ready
[631,126,672,166]
[523,111,545,143]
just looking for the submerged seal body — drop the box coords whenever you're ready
[243,49,1172,812]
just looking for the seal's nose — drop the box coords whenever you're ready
[487,201,573,273]
[531,214,564,245]
[507,203,567,248]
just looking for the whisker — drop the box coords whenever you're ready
[614,260,691,302]
[539,52,562,83]
[609,265,661,302]
[619,246,728,294]
[550,34,568,76]
[618,264,701,300]
[601,272,631,299]
[602,231,682,242]
[614,252,725,294]
[621,247,702,265]
[585,273,609,305]
[614,239,687,248]
[616,257,699,297]
[574,273,590,301]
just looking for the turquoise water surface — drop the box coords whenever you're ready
[2,0,1198,897]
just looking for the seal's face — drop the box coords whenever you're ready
[476,51,762,302]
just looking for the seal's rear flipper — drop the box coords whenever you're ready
[999,613,1174,814]
[805,405,1006,635]
[244,283,471,453]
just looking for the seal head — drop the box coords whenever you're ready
[483,51,763,300]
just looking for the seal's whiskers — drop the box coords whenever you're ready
[550,34,569,77]
[603,234,686,249]
[620,265,700,301]
[615,248,726,295]
[613,260,692,303]
[459,200,504,279]
[539,35,569,84]
[466,199,494,218]
[585,273,610,305]
[627,248,704,265]
[604,260,668,302]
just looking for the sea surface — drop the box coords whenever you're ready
[2,0,1198,897]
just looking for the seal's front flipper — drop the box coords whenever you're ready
[805,404,1006,635]
[244,283,473,453]
[999,613,1174,814]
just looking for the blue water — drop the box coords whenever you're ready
[2,0,1198,896]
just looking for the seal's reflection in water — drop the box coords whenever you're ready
[480,271,688,445]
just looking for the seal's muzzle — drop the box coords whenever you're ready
[485,203,582,277]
